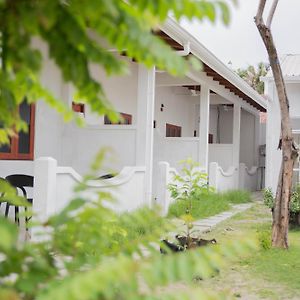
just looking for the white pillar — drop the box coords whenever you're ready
[209,162,219,191]
[198,85,210,171]
[33,157,57,221]
[135,66,156,207]
[254,114,260,167]
[233,103,241,188]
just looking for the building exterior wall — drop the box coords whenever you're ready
[240,109,256,168]
[264,81,300,192]
[154,86,197,137]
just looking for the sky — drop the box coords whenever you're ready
[182,0,300,69]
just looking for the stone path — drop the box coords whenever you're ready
[169,203,253,238]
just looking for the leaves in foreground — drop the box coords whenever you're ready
[0,185,257,300]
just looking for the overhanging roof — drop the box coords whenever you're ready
[158,19,267,112]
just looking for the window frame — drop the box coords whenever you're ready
[0,104,35,160]
[166,123,182,137]
[104,112,132,125]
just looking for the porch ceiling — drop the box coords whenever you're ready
[155,29,267,113]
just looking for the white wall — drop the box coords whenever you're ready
[240,109,256,168]
[87,59,138,125]
[265,81,284,192]
[155,86,197,137]
[287,84,300,118]
[63,126,136,175]
[209,105,233,143]
[208,144,233,170]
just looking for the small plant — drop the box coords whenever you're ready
[167,158,214,248]
[168,158,212,214]
[263,188,274,209]
[257,229,272,250]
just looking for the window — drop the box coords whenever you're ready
[104,112,132,125]
[0,102,35,160]
[166,123,181,137]
[72,102,85,114]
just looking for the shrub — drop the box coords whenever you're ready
[263,188,274,209]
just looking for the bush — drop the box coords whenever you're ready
[263,188,274,209]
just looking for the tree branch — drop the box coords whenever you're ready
[266,0,279,28]
[255,0,267,25]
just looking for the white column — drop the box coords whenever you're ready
[198,85,210,171]
[232,103,241,188]
[254,114,260,167]
[135,65,156,207]
[33,157,57,221]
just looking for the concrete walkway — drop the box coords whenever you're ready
[170,203,253,238]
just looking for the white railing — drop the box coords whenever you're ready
[33,157,146,220]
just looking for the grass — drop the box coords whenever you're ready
[196,202,300,299]
[167,190,251,220]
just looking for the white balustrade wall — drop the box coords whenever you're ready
[208,144,234,170]
[208,162,236,192]
[33,157,146,220]
[62,126,137,175]
[156,161,178,216]
[239,163,258,191]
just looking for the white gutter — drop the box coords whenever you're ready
[160,18,267,111]
[176,42,190,56]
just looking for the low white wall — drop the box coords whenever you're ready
[33,157,146,220]
[208,144,233,170]
[62,125,137,175]
[239,163,258,191]
[0,161,34,178]
[154,134,199,171]
[209,162,236,192]
[156,161,178,216]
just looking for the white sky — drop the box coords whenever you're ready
[182,0,300,68]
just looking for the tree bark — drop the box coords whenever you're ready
[255,1,298,248]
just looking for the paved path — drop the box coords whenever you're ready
[169,203,253,238]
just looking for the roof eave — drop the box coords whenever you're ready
[160,18,267,111]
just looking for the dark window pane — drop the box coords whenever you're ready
[18,101,31,154]
[0,142,11,153]
[18,131,30,154]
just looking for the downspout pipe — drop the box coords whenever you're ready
[176,41,190,56]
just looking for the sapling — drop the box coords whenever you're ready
[168,158,214,249]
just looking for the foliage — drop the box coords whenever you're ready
[168,189,252,219]
[168,158,212,206]
[263,186,300,215]
[263,188,274,209]
[167,158,213,244]
[236,62,269,94]
[0,173,256,300]
[290,184,300,214]
[0,0,234,144]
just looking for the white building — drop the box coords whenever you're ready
[263,54,300,194]
[0,19,267,217]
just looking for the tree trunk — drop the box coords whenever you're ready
[255,4,298,248]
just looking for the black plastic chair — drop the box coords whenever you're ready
[4,174,34,227]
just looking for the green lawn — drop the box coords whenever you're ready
[167,190,251,220]
[197,202,300,299]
